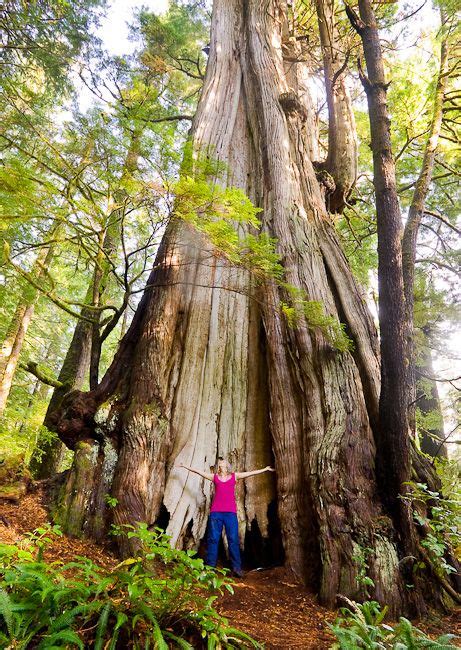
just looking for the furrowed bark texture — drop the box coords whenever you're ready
[49,0,453,614]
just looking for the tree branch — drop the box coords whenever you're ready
[19,361,64,388]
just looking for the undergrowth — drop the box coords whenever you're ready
[330,600,459,649]
[0,523,261,649]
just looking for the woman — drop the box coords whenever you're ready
[176,457,275,577]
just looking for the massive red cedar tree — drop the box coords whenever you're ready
[50,0,456,615]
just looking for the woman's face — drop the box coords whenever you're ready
[217,459,228,474]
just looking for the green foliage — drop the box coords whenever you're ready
[435,458,461,506]
[0,453,30,484]
[137,1,208,101]
[1,0,106,93]
[104,494,119,509]
[330,600,459,649]
[0,523,261,649]
[336,210,378,288]
[173,171,278,274]
[173,145,352,352]
[415,408,444,437]
[280,284,353,351]
[352,545,375,598]
[402,481,460,577]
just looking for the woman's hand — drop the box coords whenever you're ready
[265,466,275,472]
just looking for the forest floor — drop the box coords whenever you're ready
[0,484,460,649]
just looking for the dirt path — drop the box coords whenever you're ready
[0,486,459,649]
[218,567,335,648]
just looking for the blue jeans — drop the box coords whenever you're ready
[206,512,241,572]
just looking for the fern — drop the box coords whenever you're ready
[94,602,112,650]
[0,588,13,636]
[163,631,195,649]
[37,628,84,649]
[222,626,263,648]
[49,602,97,633]
[331,601,459,649]
[0,523,261,649]
[150,616,169,650]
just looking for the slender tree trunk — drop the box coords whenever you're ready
[29,281,94,479]
[0,225,60,418]
[348,0,412,532]
[31,132,141,479]
[48,0,455,615]
[0,140,96,421]
[346,0,459,612]
[402,13,449,436]
[89,130,141,390]
[315,0,358,212]
[417,326,447,458]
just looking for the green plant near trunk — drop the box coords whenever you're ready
[0,523,261,649]
[330,600,458,648]
[173,147,352,352]
[401,481,460,578]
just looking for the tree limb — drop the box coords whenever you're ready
[20,361,65,388]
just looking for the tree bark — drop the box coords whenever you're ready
[347,0,459,612]
[315,0,358,212]
[31,132,142,479]
[48,0,454,615]
[417,326,447,458]
[402,14,449,437]
[29,282,94,478]
[347,0,412,532]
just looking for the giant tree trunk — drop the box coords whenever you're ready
[50,0,454,615]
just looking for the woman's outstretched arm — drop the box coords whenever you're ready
[235,466,275,479]
[175,462,214,481]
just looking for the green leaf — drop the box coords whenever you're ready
[37,629,84,649]
[94,602,112,650]
[0,588,14,637]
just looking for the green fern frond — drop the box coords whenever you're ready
[0,588,14,637]
[49,602,96,633]
[150,618,168,650]
[94,602,112,650]
[37,628,84,649]
[163,630,195,649]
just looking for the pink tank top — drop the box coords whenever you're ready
[210,473,237,513]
